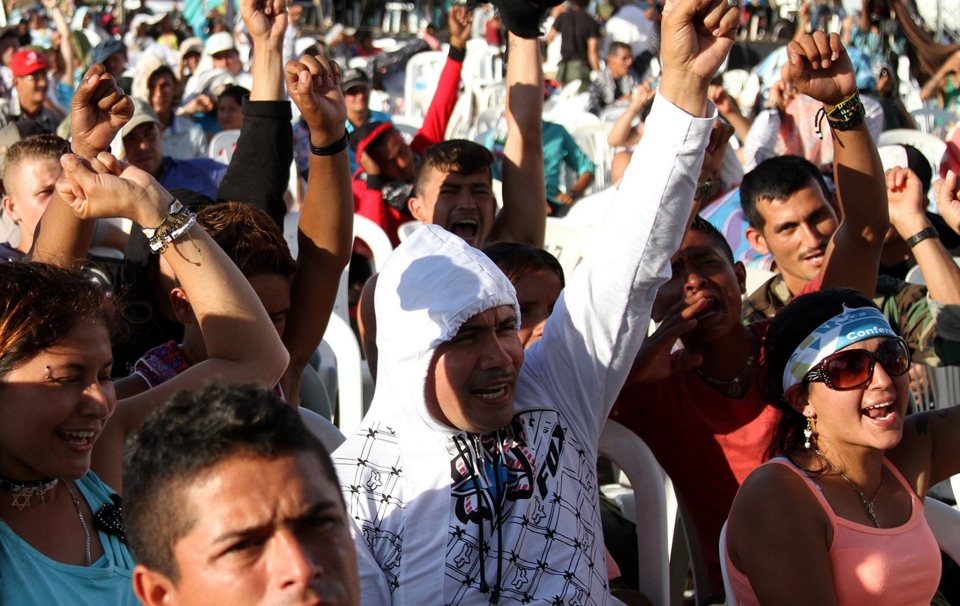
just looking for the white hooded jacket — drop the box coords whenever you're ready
[334,94,715,605]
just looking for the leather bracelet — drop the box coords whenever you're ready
[309,132,349,156]
[906,226,939,248]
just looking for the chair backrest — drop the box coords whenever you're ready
[905,258,960,410]
[719,521,738,606]
[208,128,241,164]
[721,68,750,100]
[354,214,394,272]
[543,217,594,279]
[598,420,670,606]
[323,312,366,435]
[297,406,346,453]
[403,51,446,119]
[877,128,948,180]
[547,107,601,135]
[924,497,960,563]
[910,107,959,140]
[572,122,615,192]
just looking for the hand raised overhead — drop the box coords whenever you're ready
[70,64,133,160]
[56,152,171,226]
[660,0,739,116]
[786,31,856,106]
[241,0,287,50]
[284,54,347,146]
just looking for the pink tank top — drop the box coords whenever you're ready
[725,457,941,605]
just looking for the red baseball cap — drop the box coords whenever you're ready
[10,49,49,78]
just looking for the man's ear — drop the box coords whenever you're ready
[2,194,18,223]
[407,195,429,223]
[132,564,176,606]
[169,287,196,326]
[745,226,769,256]
[734,261,747,295]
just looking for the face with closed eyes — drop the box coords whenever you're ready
[133,452,359,606]
[2,156,61,253]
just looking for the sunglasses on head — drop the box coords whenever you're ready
[804,337,910,391]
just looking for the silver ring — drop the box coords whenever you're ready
[726,0,738,8]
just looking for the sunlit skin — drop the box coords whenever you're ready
[123,122,164,177]
[14,69,49,115]
[2,157,61,253]
[652,229,746,347]
[133,453,359,606]
[212,49,242,76]
[216,95,243,131]
[0,319,115,482]
[790,337,911,460]
[149,71,176,123]
[367,130,416,182]
[409,166,496,248]
[745,182,838,296]
[514,269,563,348]
[425,305,524,434]
[607,47,634,80]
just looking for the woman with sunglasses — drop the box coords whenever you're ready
[724,288,958,604]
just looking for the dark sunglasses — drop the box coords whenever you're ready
[804,337,910,391]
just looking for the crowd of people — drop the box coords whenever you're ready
[2,0,960,604]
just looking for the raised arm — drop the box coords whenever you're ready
[214,0,291,227]
[489,32,546,247]
[525,0,735,439]
[787,32,888,295]
[56,152,288,492]
[607,83,654,147]
[30,65,133,265]
[43,0,74,88]
[280,55,353,405]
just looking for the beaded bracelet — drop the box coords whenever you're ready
[814,91,866,139]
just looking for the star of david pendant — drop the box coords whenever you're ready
[11,488,33,511]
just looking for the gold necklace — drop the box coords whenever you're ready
[816,450,883,528]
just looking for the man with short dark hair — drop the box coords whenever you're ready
[740,154,960,367]
[587,41,639,115]
[124,384,360,606]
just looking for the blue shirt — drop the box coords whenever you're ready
[485,121,595,204]
[0,472,138,606]
[159,156,228,200]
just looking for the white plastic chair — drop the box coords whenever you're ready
[572,122,615,192]
[548,108,601,136]
[403,51,446,119]
[297,404,345,453]
[878,129,947,181]
[744,267,776,298]
[322,311,366,435]
[208,128,241,164]
[543,217,594,279]
[598,420,671,606]
[353,214,394,272]
[910,107,959,140]
[925,497,960,556]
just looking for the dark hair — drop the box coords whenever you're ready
[196,202,297,280]
[349,120,393,155]
[761,288,878,459]
[123,384,338,581]
[413,139,494,196]
[148,64,176,87]
[607,41,631,57]
[690,215,735,264]
[483,242,565,288]
[217,84,249,107]
[0,262,112,378]
[740,156,830,231]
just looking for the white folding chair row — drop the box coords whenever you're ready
[911,106,959,140]
[543,217,595,280]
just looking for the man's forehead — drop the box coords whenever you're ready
[459,305,516,328]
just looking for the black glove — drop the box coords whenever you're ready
[489,0,564,39]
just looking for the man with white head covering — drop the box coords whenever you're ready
[333,0,739,603]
